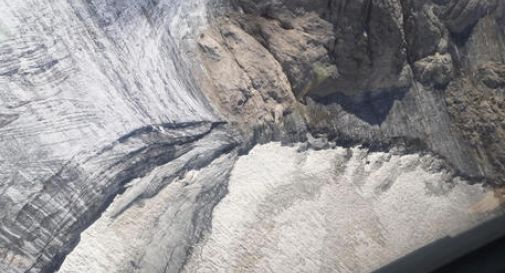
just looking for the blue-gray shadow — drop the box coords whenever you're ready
[373,211,505,273]
[311,88,409,126]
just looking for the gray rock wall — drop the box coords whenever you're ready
[0,0,504,272]
[201,0,505,184]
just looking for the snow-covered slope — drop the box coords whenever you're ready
[184,143,502,273]
[0,1,238,272]
[0,0,215,182]
[1,0,504,273]
[61,143,503,273]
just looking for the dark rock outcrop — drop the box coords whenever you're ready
[200,0,505,184]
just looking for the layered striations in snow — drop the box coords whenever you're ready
[1,0,505,273]
[0,1,239,272]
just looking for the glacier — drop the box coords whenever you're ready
[1,0,505,273]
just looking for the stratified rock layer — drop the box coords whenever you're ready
[199,0,505,184]
[0,0,505,272]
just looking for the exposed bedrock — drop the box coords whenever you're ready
[0,0,505,272]
[199,0,505,184]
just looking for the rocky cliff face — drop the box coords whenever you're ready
[199,0,505,184]
[0,0,504,273]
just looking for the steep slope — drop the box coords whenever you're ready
[198,0,505,184]
[0,0,504,273]
[62,143,503,273]
[183,143,501,273]
[0,1,241,272]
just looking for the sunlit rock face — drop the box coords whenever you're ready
[1,0,505,273]
[214,0,505,183]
